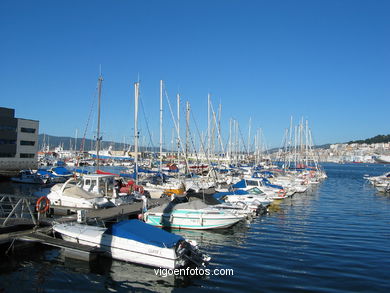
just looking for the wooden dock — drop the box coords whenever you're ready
[0,194,169,254]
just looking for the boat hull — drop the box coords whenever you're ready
[54,223,185,269]
[145,211,243,230]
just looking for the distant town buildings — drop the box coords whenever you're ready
[317,142,390,163]
[0,107,39,175]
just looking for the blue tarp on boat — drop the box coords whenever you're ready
[52,167,72,176]
[73,168,90,174]
[37,169,54,177]
[109,220,184,248]
[213,189,249,200]
[261,178,283,189]
[232,179,246,189]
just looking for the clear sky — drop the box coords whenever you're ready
[1,0,389,149]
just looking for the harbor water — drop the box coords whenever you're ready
[1,163,389,292]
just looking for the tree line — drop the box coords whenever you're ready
[348,134,390,145]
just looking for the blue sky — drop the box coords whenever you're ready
[1,0,389,149]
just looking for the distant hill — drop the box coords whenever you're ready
[348,134,390,145]
[38,134,163,152]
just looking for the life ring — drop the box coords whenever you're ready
[36,196,50,213]
[277,189,286,198]
[134,185,144,194]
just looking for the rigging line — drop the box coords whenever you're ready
[80,86,98,154]
[164,89,193,177]
[190,106,219,182]
[237,122,248,155]
[139,95,155,149]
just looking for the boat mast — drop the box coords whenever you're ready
[159,80,163,172]
[207,93,210,161]
[228,118,232,161]
[177,93,180,176]
[96,73,103,170]
[185,101,190,173]
[134,82,140,184]
[248,117,252,158]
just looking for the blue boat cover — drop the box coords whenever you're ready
[232,179,246,189]
[120,172,136,178]
[37,169,54,177]
[52,167,72,175]
[73,168,90,174]
[213,189,249,200]
[261,178,283,189]
[109,219,184,248]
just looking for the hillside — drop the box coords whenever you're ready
[348,134,390,145]
[38,134,162,152]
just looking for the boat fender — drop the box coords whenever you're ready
[134,185,144,194]
[36,196,50,213]
[277,189,286,198]
[138,213,143,220]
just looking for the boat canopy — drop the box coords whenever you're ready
[213,189,249,200]
[232,179,246,189]
[52,167,72,175]
[148,199,211,214]
[261,178,283,189]
[109,220,184,248]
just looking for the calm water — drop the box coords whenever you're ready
[1,164,390,292]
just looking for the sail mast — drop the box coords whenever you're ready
[96,73,103,170]
[134,82,139,184]
[159,80,163,172]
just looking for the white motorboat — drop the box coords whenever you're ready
[53,219,210,269]
[233,178,292,199]
[144,200,245,230]
[373,155,390,164]
[40,174,135,209]
[217,187,273,207]
[374,180,390,193]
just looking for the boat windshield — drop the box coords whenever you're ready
[247,187,265,195]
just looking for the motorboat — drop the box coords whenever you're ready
[144,199,244,230]
[373,155,390,164]
[216,187,273,208]
[40,174,136,209]
[10,170,49,184]
[233,178,291,199]
[53,219,210,269]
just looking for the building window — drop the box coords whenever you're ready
[20,127,36,133]
[20,140,35,146]
[0,139,16,144]
[0,153,15,158]
[0,126,17,131]
[20,153,35,158]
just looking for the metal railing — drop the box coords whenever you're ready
[0,194,37,227]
